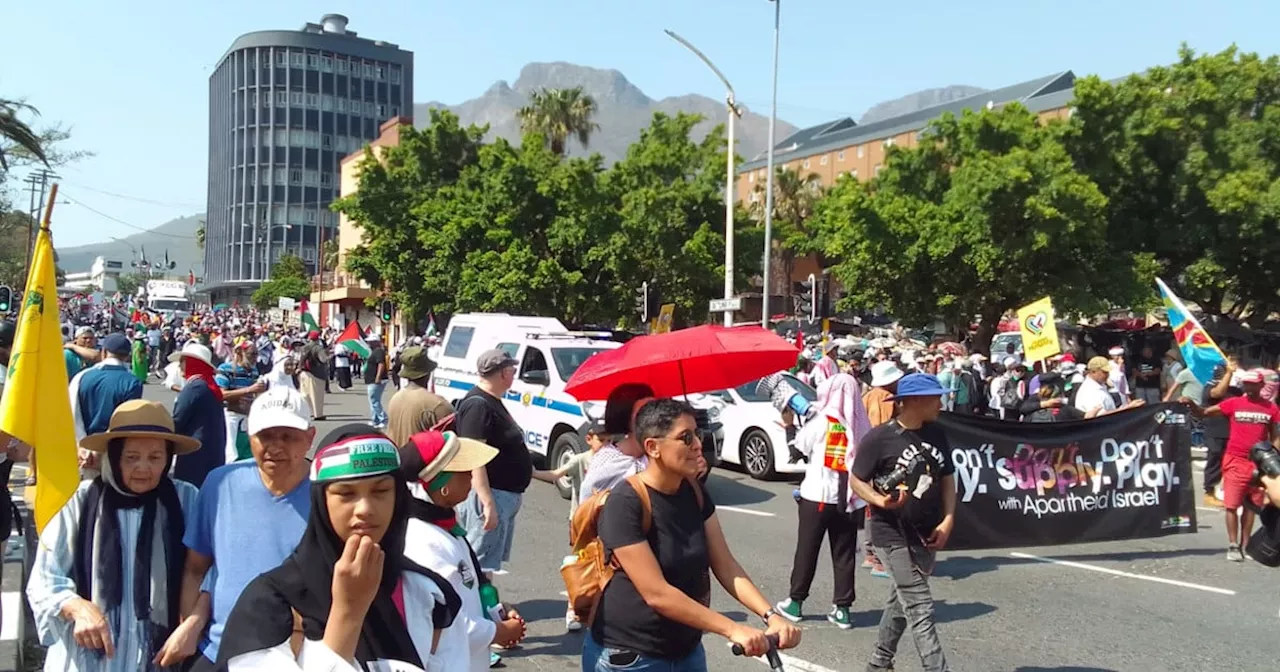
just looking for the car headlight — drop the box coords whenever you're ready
[705,405,721,422]
[580,401,604,420]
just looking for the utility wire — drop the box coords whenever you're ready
[61,192,197,239]
[58,180,204,209]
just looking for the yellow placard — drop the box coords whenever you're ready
[1015,296,1061,363]
[654,303,675,334]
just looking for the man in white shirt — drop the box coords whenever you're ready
[1107,346,1131,403]
[1076,356,1143,418]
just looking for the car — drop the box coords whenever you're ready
[712,373,817,480]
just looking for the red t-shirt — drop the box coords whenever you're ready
[1219,395,1280,457]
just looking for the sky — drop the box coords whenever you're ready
[2,0,1276,262]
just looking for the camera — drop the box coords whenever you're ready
[1250,441,1280,481]
[874,453,927,495]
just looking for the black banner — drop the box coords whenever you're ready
[935,403,1197,550]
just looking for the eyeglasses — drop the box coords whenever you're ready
[660,429,699,448]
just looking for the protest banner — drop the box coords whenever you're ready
[1016,296,1061,362]
[935,403,1197,550]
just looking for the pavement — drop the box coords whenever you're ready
[2,381,1277,671]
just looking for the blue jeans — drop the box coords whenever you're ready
[582,635,707,672]
[366,381,387,426]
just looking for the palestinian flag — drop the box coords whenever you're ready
[425,312,438,338]
[298,299,320,333]
[336,321,371,358]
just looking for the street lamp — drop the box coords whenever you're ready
[664,29,744,327]
[761,0,781,329]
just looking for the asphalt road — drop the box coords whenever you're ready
[3,381,1277,671]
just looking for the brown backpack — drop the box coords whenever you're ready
[559,473,703,624]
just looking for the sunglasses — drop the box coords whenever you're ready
[659,429,699,448]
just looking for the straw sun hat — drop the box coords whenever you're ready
[79,399,201,455]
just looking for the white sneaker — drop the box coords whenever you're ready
[565,607,583,632]
[1227,544,1244,562]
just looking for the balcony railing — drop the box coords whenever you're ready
[311,271,373,291]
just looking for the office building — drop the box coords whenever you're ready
[203,14,413,304]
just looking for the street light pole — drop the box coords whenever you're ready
[664,29,743,327]
[761,0,781,329]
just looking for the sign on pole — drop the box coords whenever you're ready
[708,297,742,312]
[277,297,297,311]
[654,303,676,334]
[1016,296,1061,362]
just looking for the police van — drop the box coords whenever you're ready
[430,313,723,498]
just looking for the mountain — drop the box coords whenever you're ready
[56,214,204,276]
[858,85,989,125]
[415,62,798,165]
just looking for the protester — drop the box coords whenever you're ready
[776,373,871,630]
[1183,369,1280,562]
[332,342,353,391]
[1075,357,1144,418]
[455,349,530,578]
[216,425,462,671]
[1020,372,1085,422]
[578,384,655,499]
[863,361,903,428]
[215,342,267,464]
[386,346,453,446]
[364,334,389,429]
[1131,344,1164,404]
[849,373,956,672]
[28,400,201,671]
[401,430,527,671]
[1107,346,1131,403]
[64,326,98,381]
[585,398,800,669]
[173,387,314,670]
[170,342,227,488]
[262,355,300,392]
[70,333,144,479]
[1201,357,1243,508]
[298,331,329,421]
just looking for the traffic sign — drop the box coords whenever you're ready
[709,297,742,312]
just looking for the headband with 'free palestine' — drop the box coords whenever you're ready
[311,435,401,483]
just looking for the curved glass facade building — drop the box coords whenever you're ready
[204,14,413,303]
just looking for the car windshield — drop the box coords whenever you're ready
[149,299,188,311]
[550,347,611,382]
[735,373,817,403]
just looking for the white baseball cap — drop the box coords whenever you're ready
[870,360,905,387]
[247,386,313,435]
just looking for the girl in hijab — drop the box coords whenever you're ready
[215,424,461,672]
[28,399,202,671]
[774,372,872,629]
[400,431,527,671]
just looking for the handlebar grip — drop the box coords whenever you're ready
[730,633,780,656]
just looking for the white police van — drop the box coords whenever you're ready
[430,313,724,498]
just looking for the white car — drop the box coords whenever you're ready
[712,374,816,480]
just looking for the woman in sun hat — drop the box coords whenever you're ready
[28,399,202,671]
[216,424,461,671]
[400,430,526,671]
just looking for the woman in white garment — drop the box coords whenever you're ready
[400,430,526,672]
[28,400,201,671]
[774,373,872,630]
[215,424,461,672]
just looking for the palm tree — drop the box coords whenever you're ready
[321,238,338,273]
[0,99,47,171]
[516,87,600,156]
[750,168,824,308]
[195,221,205,250]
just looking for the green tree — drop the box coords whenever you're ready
[751,167,824,307]
[0,99,46,171]
[818,104,1153,349]
[1063,45,1280,321]
[516,87,600,156]
[195,221,205,250]
[115,272,142,297]
[251,254,311,308]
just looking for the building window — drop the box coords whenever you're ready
[304,169,319,186]
[305,93,320,108]
[260,168,272,185]
[261,129,271,146]
[375,66,385,80]
[874,164,882,176]
[802,159,810,169]
[321,95,334,111]
[290,52,305,67]
[275,91,288,106]
[365,101,376,116]
[819,155,828,166]
[390,105,399,117]
[289,129,303,147]
[335,98,346,113]
[274,130,287,147]
[856,146,864,159]
[275,51,287,66]
[274,167,287,185]
[837,151,845,161]
[376,104,387,118]
[271,246,284,262]
[390,68,401,84]
[307,53,319,69]
[321,55,333,72]
[290,91,304,106]
[322,134,332,150]
[301,247,317,262]
[362,63,373,78]
[271,205,284,223]
[336,59,349,74]
[321,172,333,187]
[305,208,317,224]
[290,169,303,185]
[288,205,303,224]
[747,172,754,183]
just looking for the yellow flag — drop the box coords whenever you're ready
[1015,296,1062,364]
[1,222,79,533]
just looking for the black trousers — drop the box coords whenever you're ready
[1204,435,1226,493]
[788,498,859,607]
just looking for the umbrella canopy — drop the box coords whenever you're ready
[564,324,801,400]
[936,341,968,357]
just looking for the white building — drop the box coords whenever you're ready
[62,256,126,293]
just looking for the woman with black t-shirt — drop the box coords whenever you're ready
[586,399,801,671]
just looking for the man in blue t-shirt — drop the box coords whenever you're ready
[164,386,315,669]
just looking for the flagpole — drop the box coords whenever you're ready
[40,183,58,230]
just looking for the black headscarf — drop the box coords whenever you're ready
[215,425,461,669]
[71,438,185,665]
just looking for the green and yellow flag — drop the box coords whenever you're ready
[1,200,79,533]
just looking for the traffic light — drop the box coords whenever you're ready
[380,299,394,322]
[0,286,11,314]
[817,272,832,319]
[635,281,651,322]
[798,273,816,323]
[645,283,662,323]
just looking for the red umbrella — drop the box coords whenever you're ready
[565,325,801,400]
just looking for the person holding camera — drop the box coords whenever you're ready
[849,373,955,672]
[1183,369,1280,562]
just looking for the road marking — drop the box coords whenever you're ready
[1,592,17,641]
[491,569,509,577]
[1010,552,1236,596]
[751,652,840,672]
[717,505,776,518]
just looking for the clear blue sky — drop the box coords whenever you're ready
[2,0,1274,257]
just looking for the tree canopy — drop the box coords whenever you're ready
[337,109,760,327]
[516,87,600,156]
[251,254,311,308]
